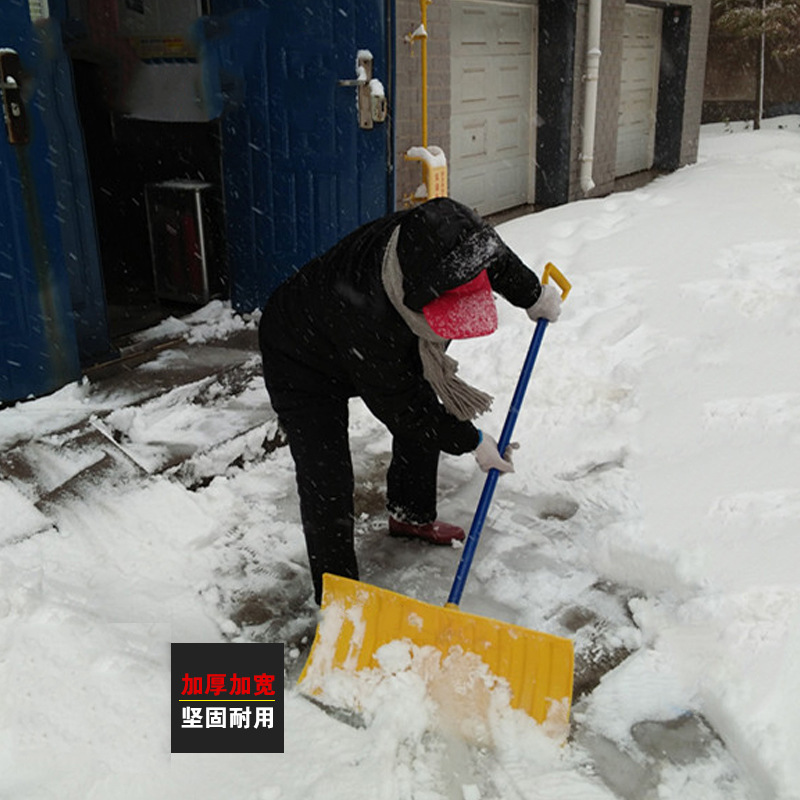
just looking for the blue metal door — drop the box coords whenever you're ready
[204,0,392,310]
[0,5,111,404]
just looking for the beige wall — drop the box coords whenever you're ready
[681,0,711,164]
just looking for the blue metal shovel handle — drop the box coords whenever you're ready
[446,264,570,607]
[446,319,548,606]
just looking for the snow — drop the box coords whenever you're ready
[2,119,800,798]
[406,145,448,168]
[369,77,385,99]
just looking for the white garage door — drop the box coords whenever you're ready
[450,0,537,216]
[616,4,662,177]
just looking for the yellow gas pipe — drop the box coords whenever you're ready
[420,0,429,148]
[404,0,447,203]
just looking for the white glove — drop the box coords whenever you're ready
[473,432,515,474]
[526,283,562,322]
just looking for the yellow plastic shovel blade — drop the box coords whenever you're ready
[299,574,574,725]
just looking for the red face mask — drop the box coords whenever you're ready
[422,270,498,339]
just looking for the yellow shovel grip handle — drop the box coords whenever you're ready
[542,262,572,301]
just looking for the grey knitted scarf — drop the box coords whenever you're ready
[381,226,494,421]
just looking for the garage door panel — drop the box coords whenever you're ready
[616,136,649,176]
[624,57,657,85]
[620,93,653,124]
[496,57,531,103]
[453,5,491,54]
[495,157,529,204]
[615,4,661,178]
[496,113,528,153]
[453,57,531,113]
[452,109,528,164]
[453,167,491,210]
[451,0,536,215]
[453,2,532,56]
[455,64,491,105]
[452,155,531,216]
[497,7,532,53]
[452,118,489,161]
[627,5,661,36]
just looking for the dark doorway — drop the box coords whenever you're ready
[66,6,226,344]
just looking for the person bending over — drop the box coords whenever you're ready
[259,198,561,604]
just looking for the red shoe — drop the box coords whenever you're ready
[388,517,465,545]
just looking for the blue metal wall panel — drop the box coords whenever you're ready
[1,6,80,403]
[0,4,112,403]
[204,0,391,311]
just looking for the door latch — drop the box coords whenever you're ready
[338,52,386,130]
[1,50,29,145]
[371,90,387,125]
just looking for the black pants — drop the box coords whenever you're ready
[276,399,440,604]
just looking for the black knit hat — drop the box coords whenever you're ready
[396,198,505,311]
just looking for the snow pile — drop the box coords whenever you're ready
[128,299,257,347]
[1,119,800,798]
[301,628,570,749]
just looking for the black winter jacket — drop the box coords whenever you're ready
[259,198,542,456]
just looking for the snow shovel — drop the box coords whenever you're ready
[299,264,574,726]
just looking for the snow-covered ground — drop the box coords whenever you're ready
[2,119,799,799]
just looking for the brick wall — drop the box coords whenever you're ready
[394,0,452,208]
